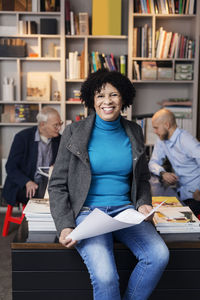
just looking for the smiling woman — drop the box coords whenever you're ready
[49,69,169,300]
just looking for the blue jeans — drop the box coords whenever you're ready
[75,205,169,300]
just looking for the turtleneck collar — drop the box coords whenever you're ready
[95,113,121,131]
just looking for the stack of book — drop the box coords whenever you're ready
[152,196,200,233]
[23,199,56,232]
[90,52,127,76]
[155,27,195,59]
[66,50,85,80]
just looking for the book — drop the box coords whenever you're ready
[133,61,140,80]
[156,27,165,58]
[65,0,71,35]
[92,0,121,35]
[163,105,192,118]
[162,31,172,58]
[120,55,126,75]
[152,196,183,207]
[28,21,37,34]
[27,72,51,101]
[70,11,75,35]
[132,27,137,57]
[145,117,157,145]
[32,0,38,12]
[15,104,30,123]
[79,12,89,35]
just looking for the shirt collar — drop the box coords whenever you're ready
[34,128,51,144]
[165,127,181,148]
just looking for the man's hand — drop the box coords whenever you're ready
[138,204,154,221]
[193,189,200,201]
[59,228,77,249]
[162,172,178,185]
[26,181,38,199]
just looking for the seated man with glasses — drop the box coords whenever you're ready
[3,106,62,206]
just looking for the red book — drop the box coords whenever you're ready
[65,0,71,35]
[146,0,151,13]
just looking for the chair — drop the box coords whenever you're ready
[2,203,26,237]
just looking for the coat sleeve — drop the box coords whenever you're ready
[134,125,152,209]
[48,125,76,236]
[5,133,32,189]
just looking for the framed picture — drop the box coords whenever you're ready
[26,72,51,101]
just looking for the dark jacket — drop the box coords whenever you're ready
[3,126,61,206]
[49,113,151,236]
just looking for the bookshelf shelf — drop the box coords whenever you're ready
[65,35,128,39]
[0,11,61,16]
[65,79,85,82]
[66,101,82,104]
[21,58,61,61]
[0,123,37,126]
[132,80,194,84]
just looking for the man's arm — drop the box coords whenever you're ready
[149,142,178,184]
[148,141,167,176]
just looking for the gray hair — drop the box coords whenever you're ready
[36,106,59,124]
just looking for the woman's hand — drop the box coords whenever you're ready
[59,228,77,248]
[138,204,154,222]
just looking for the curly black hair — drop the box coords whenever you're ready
[80,69,136,110]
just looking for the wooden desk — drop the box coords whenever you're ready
[11,221,200,300]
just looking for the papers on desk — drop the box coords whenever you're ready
[23,199,56,232]
[68,201,165,241]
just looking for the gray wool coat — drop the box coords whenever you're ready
[49,112,151,236]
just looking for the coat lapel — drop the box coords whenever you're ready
[66,112,95,165]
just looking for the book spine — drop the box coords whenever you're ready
[120,55,126,75]
[70,11,75,35]
[65,0,71,35]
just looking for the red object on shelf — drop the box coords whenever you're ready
[2,203,26,237]
[75,115,81,121]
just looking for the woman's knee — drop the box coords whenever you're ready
[150,240,170,269]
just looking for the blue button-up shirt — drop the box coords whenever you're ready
[149,128,200,201]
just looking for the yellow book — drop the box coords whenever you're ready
[92,0,121,36]
[152,196,182,207]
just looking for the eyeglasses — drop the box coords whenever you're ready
[51,121,64,129]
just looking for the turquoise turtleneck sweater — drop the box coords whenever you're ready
[84,114,133,207]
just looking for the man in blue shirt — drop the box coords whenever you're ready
[149,108,200,216]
